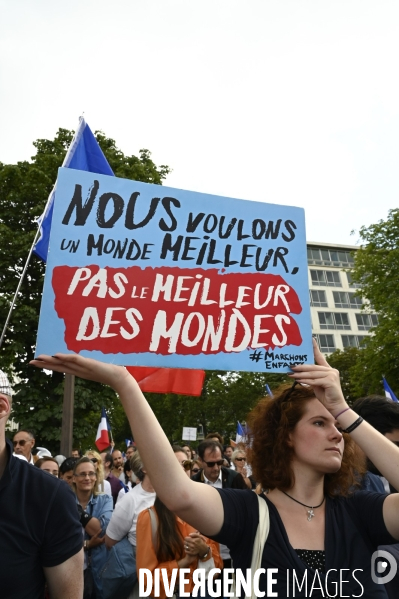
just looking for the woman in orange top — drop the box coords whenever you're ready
[136,496,222,598]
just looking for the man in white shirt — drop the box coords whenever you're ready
[13,429,36,464]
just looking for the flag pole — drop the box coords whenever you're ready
[0,228,41,350]
[0,224,78,457]
[108,418,114,448]
[0,117,86,351]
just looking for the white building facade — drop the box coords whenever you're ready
[307,242,377,354]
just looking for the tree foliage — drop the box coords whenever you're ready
[326,347,370,404]
[0,128,170,453]
[348,208,399,398]
[145,370,289,444]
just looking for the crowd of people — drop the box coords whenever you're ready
[6,394,251,599]
[2,339,399,598]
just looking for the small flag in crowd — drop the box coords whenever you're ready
[235,421,245,444]
[125,439,135,447]
[383,377,399,403]
[95,407,111,451]
[265,384,273,397]
[33,117,114,262]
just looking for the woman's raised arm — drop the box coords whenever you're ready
[30,354,224,536]
[289,339,399,540]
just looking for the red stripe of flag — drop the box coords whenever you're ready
[126,367,205,396]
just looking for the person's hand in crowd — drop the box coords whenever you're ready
[288,338,348,416]
[177,552,197,568]
[185,532,210,558]
[87,529,105,549]
[84,517,102,538]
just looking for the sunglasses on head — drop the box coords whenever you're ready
[283,380,300,401]
[90,458,98,463]
[204,459,224,468]
[13,439,27,447]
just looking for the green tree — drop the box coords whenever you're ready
[349,208,399,398]
[326,346,370,404]
[0,128,170,453]
[145,370,288,445]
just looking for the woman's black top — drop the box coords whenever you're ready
[211,489,395,598]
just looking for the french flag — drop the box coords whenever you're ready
[95,407,111,451]
[235,421,245,444]
[383,377,398,403]
[33,117,113,262]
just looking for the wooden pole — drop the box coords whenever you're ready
[60,374,75,456]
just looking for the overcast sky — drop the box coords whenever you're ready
[1,0,398,246]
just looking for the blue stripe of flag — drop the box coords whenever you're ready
[33,117,114,262]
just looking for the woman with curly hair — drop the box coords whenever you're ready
[32,340,399,598]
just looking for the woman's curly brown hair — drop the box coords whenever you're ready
[247,383,365,497]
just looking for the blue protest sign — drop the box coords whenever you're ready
[36,168,313,372]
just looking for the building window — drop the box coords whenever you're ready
[314,334,336,353]
[333,291,349,308]
[310,270,341,287]
[307,247,355,267]
[334,313,350,329]
[346,272,362,289]
[318,312,334,328]
[318,312,350,330]
[333,291,363,309]
[307,248,324,265]
[310,290,328,307]
[355,313,379,330]
[348,293,363,308]
[342,335,367,348]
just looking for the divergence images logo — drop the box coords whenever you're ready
[371,550,398,585]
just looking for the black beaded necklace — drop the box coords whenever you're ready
[281,490,325,521]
